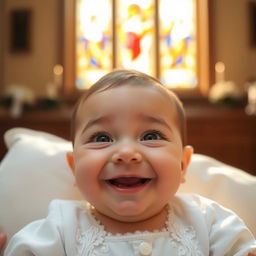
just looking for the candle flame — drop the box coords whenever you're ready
[215,61,225,73]
[53,65,63,76]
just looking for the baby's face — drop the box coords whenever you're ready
[72,84,191,223]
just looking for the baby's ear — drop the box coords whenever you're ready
[180,145,193,183]
[66,152,75,173]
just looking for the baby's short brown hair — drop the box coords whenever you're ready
[71,69,187,145]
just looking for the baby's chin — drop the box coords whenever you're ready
[95,202,151,221]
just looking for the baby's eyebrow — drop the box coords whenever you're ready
[80,114,173,135]
[140,115,173,132]
[81,116,112,134]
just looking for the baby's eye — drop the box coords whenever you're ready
[90,133,113,143]
[141,131,165,141]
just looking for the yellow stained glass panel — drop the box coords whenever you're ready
[76,0,112,89]
[159,0,197,88]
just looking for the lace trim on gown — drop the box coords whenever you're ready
[167,209,203,256]
[75,202,202,256]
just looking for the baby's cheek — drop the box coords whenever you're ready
[76,173,97,199]
[75,164,101,189]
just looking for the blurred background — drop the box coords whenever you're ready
[0,0,255,175]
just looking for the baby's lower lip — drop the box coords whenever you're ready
[105,178,152,193]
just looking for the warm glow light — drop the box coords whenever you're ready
[215,61,225,73]
[53,64,63,88]
[83,70,109,89]
[53,65,63,76]
[161,69,196,88]
[215,61,225,83]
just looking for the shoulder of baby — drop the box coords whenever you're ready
[174,193,209,207]
[48,199,87,212]
[174,194,238,217]
[43,200,88,222]
[174,194,244,224]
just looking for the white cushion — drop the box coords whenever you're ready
[0,128,83,247]
[178,154,256,237]
[0,128,255,249]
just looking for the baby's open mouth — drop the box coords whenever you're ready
[107,177,151,188]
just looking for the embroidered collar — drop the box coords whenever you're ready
[75,202,203,256]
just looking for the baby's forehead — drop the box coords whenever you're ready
[78,83,178,113]
[87,82,175,103]
[76,83,180,125]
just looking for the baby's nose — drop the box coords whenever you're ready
[111,143,142,164]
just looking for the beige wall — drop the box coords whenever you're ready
[0,2,3,94]
[212,0,256,87]
[1,0,61,97]
[0,0,256,96]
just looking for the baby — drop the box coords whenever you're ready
[4,70,256,255]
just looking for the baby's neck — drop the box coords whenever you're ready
[92,206,169,234]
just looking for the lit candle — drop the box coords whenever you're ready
[248,84,256,104]
[53,64,63,88]
[215,61,225,84]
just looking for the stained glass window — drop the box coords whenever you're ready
[116,0,155,76]
[76,0,112,89]
[72,0,208,91]
[159,0,197,88]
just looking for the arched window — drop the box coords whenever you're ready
[63,0,209,96]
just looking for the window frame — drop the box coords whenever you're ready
[62,0,209,98]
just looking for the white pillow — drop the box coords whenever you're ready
[0,128,255,250]
[0,128,83,249]
[178,154,256,237]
